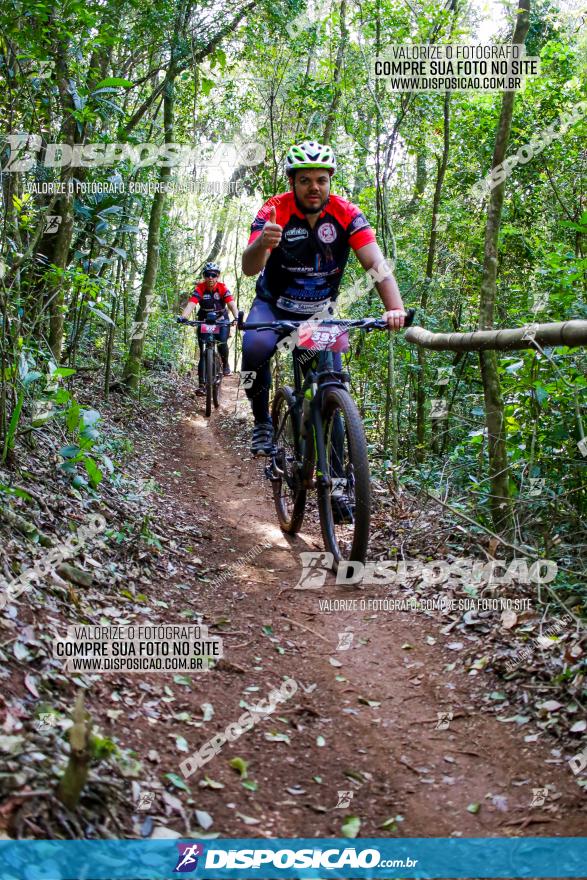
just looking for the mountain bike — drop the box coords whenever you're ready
[238,308,415,567]
[177,314,234,417]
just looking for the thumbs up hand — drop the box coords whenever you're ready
[261,204,282,249]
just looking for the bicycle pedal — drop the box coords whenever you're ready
[252,447,272,458]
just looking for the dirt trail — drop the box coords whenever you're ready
[106,376,586,839]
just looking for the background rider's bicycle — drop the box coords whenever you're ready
[177,314,233,417]
[238,309,415,567]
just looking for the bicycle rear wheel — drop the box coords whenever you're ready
[205,347,213,417]
[317,386,370,566]
[213,351,222,408]
[271,386,306,534]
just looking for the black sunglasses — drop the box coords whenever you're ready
[204,272,219,278]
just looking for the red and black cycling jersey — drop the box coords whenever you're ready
[189,281,234,319]
[247,191,375,313]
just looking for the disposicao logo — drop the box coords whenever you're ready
[203,847,383,870]
[174,843,204,873]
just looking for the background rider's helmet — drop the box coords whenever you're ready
[203,262,221,277]
[285,141,337,177]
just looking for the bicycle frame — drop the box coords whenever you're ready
[240,308,415,561]
[282,347,349,491]
[180,315,232,374]
[240,311,416,488]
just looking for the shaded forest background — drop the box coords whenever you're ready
[0,0,585,601]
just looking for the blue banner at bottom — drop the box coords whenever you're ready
[0,838,586,879]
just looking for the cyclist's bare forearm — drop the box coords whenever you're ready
[181,301,197,319]
[376,275,404,312]
[355,242,404,311]
[242,236,270,276]
[228,302,239,320]
[355,242,405,328]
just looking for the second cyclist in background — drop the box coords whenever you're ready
[180,262,238,394]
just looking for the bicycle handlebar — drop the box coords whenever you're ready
[237,307,416,333]
[177,317,235,327]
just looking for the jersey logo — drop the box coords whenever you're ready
[348,213,369,234]
[285,226,309,242]
[317,222,337,243]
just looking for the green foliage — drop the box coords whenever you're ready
[89,733,119,760]
[0,0,584,575]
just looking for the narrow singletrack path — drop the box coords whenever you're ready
[91,376,586,838]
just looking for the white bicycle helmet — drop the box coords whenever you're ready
[285,140,337,176]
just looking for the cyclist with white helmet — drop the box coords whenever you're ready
[179,262,238,394]
[241,140,406,455]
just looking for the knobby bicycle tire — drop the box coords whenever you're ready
[205,346,214,417]
[317,386,371,566]
[213,351,222,408]
[271,386,306,535]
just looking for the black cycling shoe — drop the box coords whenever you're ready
[331,495,355,525]
[223,366,231,377]
[251,422,274,456]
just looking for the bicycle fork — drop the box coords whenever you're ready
[265,405,292,483]
[309,389,330,493]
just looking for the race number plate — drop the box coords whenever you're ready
[201,324,220,334]
[297,324,350,352]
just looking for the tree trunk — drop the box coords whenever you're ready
[323,0,347,143]
[403,152,427,218]
[416,91,450,461]
[406,320,587,351]
[57,692,92,810]
[383,335,398,464]
[478,0,531,535]
[47,195,75,360]
[45,18,114,360]
[122,82,175,390]
[104,256,125,400]
[46,34,79,360]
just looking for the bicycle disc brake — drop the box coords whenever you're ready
[267,445,298,488]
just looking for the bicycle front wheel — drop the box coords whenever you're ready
[213,351,222,408]
[318,387,370,566]
[271,386,306,534]
[205,346,214,417]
